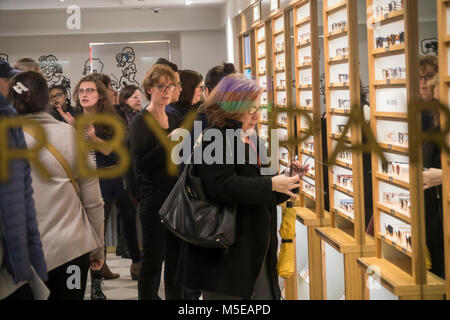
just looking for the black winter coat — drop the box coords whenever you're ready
[178,120,289,299]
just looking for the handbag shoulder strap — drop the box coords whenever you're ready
[23,126,80,197]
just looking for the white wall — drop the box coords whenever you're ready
[180,29,227,77]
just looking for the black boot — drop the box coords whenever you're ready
[90,269,107,300]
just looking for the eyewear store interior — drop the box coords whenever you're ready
[235,0,450,300]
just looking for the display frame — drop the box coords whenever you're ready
[357,0,446,300]
[315,0,376,300]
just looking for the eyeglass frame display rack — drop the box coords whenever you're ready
[357,0,446,300]
[436,0,450,299]
[292,0,331,301]
[315,0,376,300]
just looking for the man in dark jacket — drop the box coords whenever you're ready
[0,60,48,299]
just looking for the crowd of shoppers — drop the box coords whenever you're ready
[0,51,447,300]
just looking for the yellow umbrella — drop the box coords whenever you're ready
[277,201,296,279]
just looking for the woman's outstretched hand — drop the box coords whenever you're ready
[272,174,301,198]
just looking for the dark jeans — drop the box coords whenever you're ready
[46,253,90,300]
[3,284,34,300]
[104,189,141,264]
[137,187,183,300]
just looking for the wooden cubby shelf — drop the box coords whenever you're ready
[316,227,375,254]
[357,258,446,297]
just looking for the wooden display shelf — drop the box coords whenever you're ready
[375,172,410,189]
[257,55,266,60]
[274,49,285,55]
[316,227,375,254]
[374,111,408,120]
[256,38,265,44]
[326,0,347,14]
[329,108,351,115]
[373,79,407,87]
[378,234,413,258]
[328,55,349,64]
[244,64,251,69]
[369,10,404,26]
[378,142,409,154]
[298,106,313,112]
[300,149,315,157]
[280,159,289,167]
[332,182,354,197]
[327,28,348,40]
[298,127,310,134]
[296,207,331,227]
[377,202,411,224]
[277,123,288,129]
[357,257,446,297]
[330,133,351,142]
[302,190,316,202]
[296,16,310,26]
[297,62,312,69]
[274,67,286,73]
[259,120,269,125]
[372,44,405,57]
[298,84,313,90]
[328,82,350,89]
[335,158,353,169]
[297,39,311,48]
[275,86,287,91]
[305,172,315,180]
[273,29,284,36]
[333,207,355,223]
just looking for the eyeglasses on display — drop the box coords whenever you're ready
[331,20,347,32]
[338,99,350,109]
[337,174,353,188]
[375,32,404,48]
[386,131,408,145]
[382,67,406,80]
[381,161,409,177]
[374,0,404,17]
[339,199,354,214]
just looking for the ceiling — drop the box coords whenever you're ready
[0,0,227,11]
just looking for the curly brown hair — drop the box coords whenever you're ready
[142,64,176,101]
[203,73,262,128]
[73,74,116,138]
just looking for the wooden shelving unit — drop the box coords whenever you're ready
[270,10,295,173]
[316,0,375,300]
[255,22,274,149]
[291,0,330,300]
[437,0,450,299]
[357,0,446,300]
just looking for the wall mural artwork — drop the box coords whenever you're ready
[38,54,71,93]
[421,38,438,55]
[115,47,140,88]
[0,54,8,62]
[82,57,104,75]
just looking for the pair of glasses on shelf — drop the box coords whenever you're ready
[278,97,287,106]
[374,0,404,17]
[337,124,349,134]
[303,183,316,195]
[381,161,409,177]
[331,20,347,32]
[384,223,411,248]
[382,193,411,212]
[305,99,312,107]
[337,174,353,188]
[277,61,285,69]
[335,47,349,57]
[337,98,350,109]
[338,74,349,83]
[338,150,352,161]
[303,141,314,151]
[339,199,354,213]
[298,32,310,42]
[386,131,408,145]
[382,67,406,80]
[301,56,312,63]
[279,116,288,124]
[275,42,284,51]
[375,32,404,48]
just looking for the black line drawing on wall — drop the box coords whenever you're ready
[0,54,8,62]
[38,54,71,92]
[82,58,104,75]
[421,38,438,55]
[115,47,140,88]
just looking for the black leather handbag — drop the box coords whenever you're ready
[158,141,236,249]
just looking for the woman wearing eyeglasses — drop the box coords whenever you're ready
[177,73,306,300]
[48,84,75,123]
[129,64,184,300]
[168,70,204,122]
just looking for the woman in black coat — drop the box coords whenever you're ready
[178,74,306,300]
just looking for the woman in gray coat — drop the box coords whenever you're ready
[8,71,105,300]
